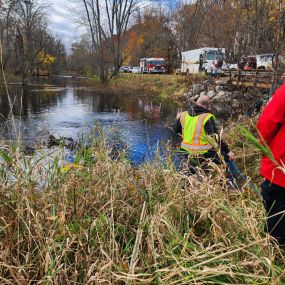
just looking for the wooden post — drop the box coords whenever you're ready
[237,69,241,85]
[254,69,258,87]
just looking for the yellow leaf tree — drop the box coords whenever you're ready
[37,50,56,75]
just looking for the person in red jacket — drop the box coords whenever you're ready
[257,82,285,245]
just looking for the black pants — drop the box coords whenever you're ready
[188,150,224,173]
[261,180,285,245]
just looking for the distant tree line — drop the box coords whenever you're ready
[68,0,285,82]
[0,0,67,84]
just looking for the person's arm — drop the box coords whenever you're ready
[257,84,285,145]
[173,114,182,135]
[204,117,231,156]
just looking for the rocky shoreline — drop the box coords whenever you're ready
[180,78,271,119]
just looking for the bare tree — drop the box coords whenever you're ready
[174,0,216,52]
[0,0,17,70]
[14,0,48,82]
[80,0,142,83]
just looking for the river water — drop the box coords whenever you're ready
[0,76,181,165]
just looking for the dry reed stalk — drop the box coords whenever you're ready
[0,136,284,284]
[0,39,17,141]
[128,199,147,276]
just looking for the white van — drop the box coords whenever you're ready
[181,48,226,74]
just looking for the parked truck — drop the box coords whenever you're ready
[238,53,285,70]
[256,54,274,70]
[140,58,166,74]
[181,48,226,74]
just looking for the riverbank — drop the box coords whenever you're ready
[0,72,212,104]
[88,73,206,100]
[87,74,272,121]
[0,72,22,85]
[1,73,191,101]
[1,125,284,284]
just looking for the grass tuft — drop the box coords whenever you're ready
[0,129,284,284]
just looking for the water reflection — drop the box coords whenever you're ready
[0,77,179,164]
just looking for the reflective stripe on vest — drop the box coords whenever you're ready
[180,112,214,153]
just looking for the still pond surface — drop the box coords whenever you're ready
[0,76,180,164]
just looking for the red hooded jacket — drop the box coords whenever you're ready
[257,83,285,187]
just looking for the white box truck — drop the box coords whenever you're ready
[181,47,226,74]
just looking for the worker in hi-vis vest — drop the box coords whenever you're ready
[174,95,235,172]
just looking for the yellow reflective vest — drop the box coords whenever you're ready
[180,111,215,154]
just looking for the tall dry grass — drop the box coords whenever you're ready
[87,73,191,99]
[0,48,283,282]
[0,135,284,285]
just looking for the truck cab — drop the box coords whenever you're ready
[181,48,226,75]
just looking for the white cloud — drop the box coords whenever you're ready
[48,0,84,50]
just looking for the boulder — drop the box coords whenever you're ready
[216,85,224,92]
[186,91,192,97]
[183,91,192,99]
[202,80,212,89]
[223,95,232,103]
[191,84,202,95]
[207,90,216,98]
[212,102,232,116]
[191,81,209,95]
[232,99,239,109]
[215,90,226,99]
[193,94,200,100]
[231,91,240,99]
[215,79,229,86]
